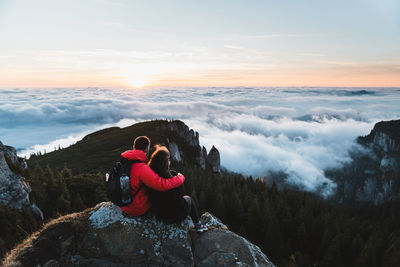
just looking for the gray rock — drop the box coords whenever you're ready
[343,182,354,199]
[84,202,193,267]
[157,121,221,171]
[363,178,377,200]
[206,146,221,173]
[380,155,400,173]
[168,142,182,162]
[195,213,274,267]
[3,202,275,267]
[197,252,239,267]
[185,129,196,146]
[373,132,399,153]
[0,141,27,170]
[199,146,208,170]
[43,259,60,267]
[0,151,31,209]
[0,141,42,217]
[331,120,400,205]
[364,169,375,175]
[30,203,44,221]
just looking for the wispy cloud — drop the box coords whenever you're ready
[224,45,246,50]
[220,33,301,41]
[299,53,328,57]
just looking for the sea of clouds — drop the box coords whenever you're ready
[1,87,400,196]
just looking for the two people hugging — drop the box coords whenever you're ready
[120,136,208,233]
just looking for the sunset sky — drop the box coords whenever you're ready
[0,0,399,88]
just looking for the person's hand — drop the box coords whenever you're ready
[177,173,185,182]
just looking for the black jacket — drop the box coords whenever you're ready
[148,170,188,224]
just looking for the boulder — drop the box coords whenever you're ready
[3,202,275,267]
[0,141,27,170]
[0,141,42,219]
[195,212,274,267]
[0,151,31,209]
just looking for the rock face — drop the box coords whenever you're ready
[199,146,208,170]
[157,121,220,172]
[206,145,221,173]
[0,142,27,170]
[329,120,400,205]
[168,142,182,162]
[3,202,275,267]
[358,120,400,153]
[0,141,43,219]
[194,212,272,267]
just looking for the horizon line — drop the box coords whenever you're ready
[2,85,400,90]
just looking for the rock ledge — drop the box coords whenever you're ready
[3,202,275,267]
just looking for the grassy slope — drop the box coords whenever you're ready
[28,120,196,174]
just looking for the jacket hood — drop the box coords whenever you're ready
[121,149,148,162]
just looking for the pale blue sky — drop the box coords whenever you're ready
[0,0,399,87]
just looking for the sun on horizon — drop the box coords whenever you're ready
[125,77,149,88]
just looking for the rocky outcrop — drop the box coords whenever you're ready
[0,142,27,170]
[206,146,221,173]
[3,202,275,267]
[0,141,43,219]
[168,142,182,162]
[194,212,272,267]
[158,121,220,172]
[358,120,400,153]
[158,120,200,147]
[199,146,208,170]
[329,120,400,205]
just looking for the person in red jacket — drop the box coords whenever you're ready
[120,136,185,216]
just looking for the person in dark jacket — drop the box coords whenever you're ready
[148,145,208,233]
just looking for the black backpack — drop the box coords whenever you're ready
[106,158,142,207]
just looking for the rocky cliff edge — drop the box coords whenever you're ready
[0,141,43,219]
[330,119,400,205]
[3,202,275,267]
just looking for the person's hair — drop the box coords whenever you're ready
[148,145,171,178]
[133,136,150,151]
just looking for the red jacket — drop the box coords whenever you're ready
[120,149,185,216]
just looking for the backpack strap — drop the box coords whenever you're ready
[120,158,144,202]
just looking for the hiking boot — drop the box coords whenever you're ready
[194,223,208,233]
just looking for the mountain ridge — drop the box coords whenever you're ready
[28,120,220,175]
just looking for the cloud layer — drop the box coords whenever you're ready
[1,87,400,195]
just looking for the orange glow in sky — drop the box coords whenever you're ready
[0,0,399,88]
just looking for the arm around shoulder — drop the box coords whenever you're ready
[139,164,185,191]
